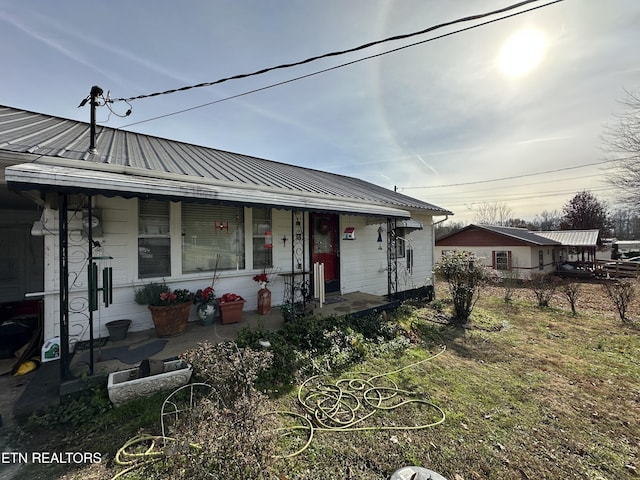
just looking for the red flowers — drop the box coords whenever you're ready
[219,293,243,303]
[252,273,269,284]
[194,286,215,305]
[158,289,192,306]
[160,291,176,303]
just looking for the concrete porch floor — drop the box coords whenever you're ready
[1,291,395,425]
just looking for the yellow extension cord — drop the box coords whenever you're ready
[111,345,446,478]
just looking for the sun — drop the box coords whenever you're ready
[498,29,547,77]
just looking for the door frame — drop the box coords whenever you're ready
[310,212,340,294]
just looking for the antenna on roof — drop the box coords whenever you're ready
[78,85,103,154]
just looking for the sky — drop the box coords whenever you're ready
[1,0,639,225]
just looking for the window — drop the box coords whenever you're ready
[406,247,414,273]
[494,250,511,271]
[138,200,171,279]
[252,208,273,270]
[539,250,544,270]
[182,204,245,273]
[393,228,407,258]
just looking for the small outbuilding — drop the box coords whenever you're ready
[435,224,562,279]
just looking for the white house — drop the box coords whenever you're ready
[0,105,452,376]
[435,224,562,279]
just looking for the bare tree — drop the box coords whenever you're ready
[531,209,562,231]
[610,208,640,240]
[473,201,513,226]
[561,281,581,315]
[602,280,635,323]
[434,220,465,240]
[603,88,640,214]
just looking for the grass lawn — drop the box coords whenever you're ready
[4,280,639,479]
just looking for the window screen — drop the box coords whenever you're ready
[138,200,171,278]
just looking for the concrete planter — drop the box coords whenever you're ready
[107,359,192,406]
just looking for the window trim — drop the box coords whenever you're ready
[492,250,512,271]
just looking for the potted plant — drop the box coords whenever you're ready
[253,272,271,315]
[193,286,217,326]
[134,282,193,337]
[217,293,246,324]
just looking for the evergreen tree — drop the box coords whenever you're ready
[560,190,610,238]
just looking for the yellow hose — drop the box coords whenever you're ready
[111,345,447,477]
[273,344,447,458]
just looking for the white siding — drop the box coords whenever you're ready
[40,197,438,342]
[434,244,557,280]
[340,212,435,296]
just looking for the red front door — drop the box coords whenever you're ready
[311,213,340,294]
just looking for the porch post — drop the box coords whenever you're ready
[387,217,398,297]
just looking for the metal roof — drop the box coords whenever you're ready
[0,105,451,217]
[535,230,600,247]
[471,225,561,245]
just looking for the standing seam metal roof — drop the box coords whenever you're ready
[0,105,451,214]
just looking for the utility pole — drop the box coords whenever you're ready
[78,85,103,153]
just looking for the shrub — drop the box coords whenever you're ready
[602,280,635,323]
[134,281,169,305]
[434,251,489,325]
[136,341,280,479]
[528,273,559,308]
[561,281,581,315]
[236,312,410,389]
[148,393,278,480]
[180,341,273,406]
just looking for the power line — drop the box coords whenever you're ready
[440,185,617,207]
[111,0,552,104]
[117,0,563,129]
[416,173,605,198]
[402,159,619,189]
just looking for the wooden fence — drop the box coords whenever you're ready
[596,259,640,279]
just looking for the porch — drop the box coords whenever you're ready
[62,292,398,378]
[1,292,397,425]
[67,291,397,378]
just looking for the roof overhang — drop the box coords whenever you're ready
[5,163,411,218]
[397,218,423,230]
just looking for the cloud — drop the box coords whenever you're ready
[0,8,117,83]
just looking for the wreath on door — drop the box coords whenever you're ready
[317,218,331,235]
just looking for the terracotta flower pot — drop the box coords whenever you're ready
[218,299,245,324]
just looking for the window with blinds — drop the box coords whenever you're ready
[252,208,273,270]
[138,200,171,278]
[494,250,512,271]
[182,204,245,273]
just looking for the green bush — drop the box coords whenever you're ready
[236,311,411,391]
[434,251,489,325]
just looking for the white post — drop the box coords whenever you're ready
[314,262,325,308]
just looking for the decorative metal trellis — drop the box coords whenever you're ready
[386,217,399,298]
[58,194,112,380]
[283,211,311,310]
